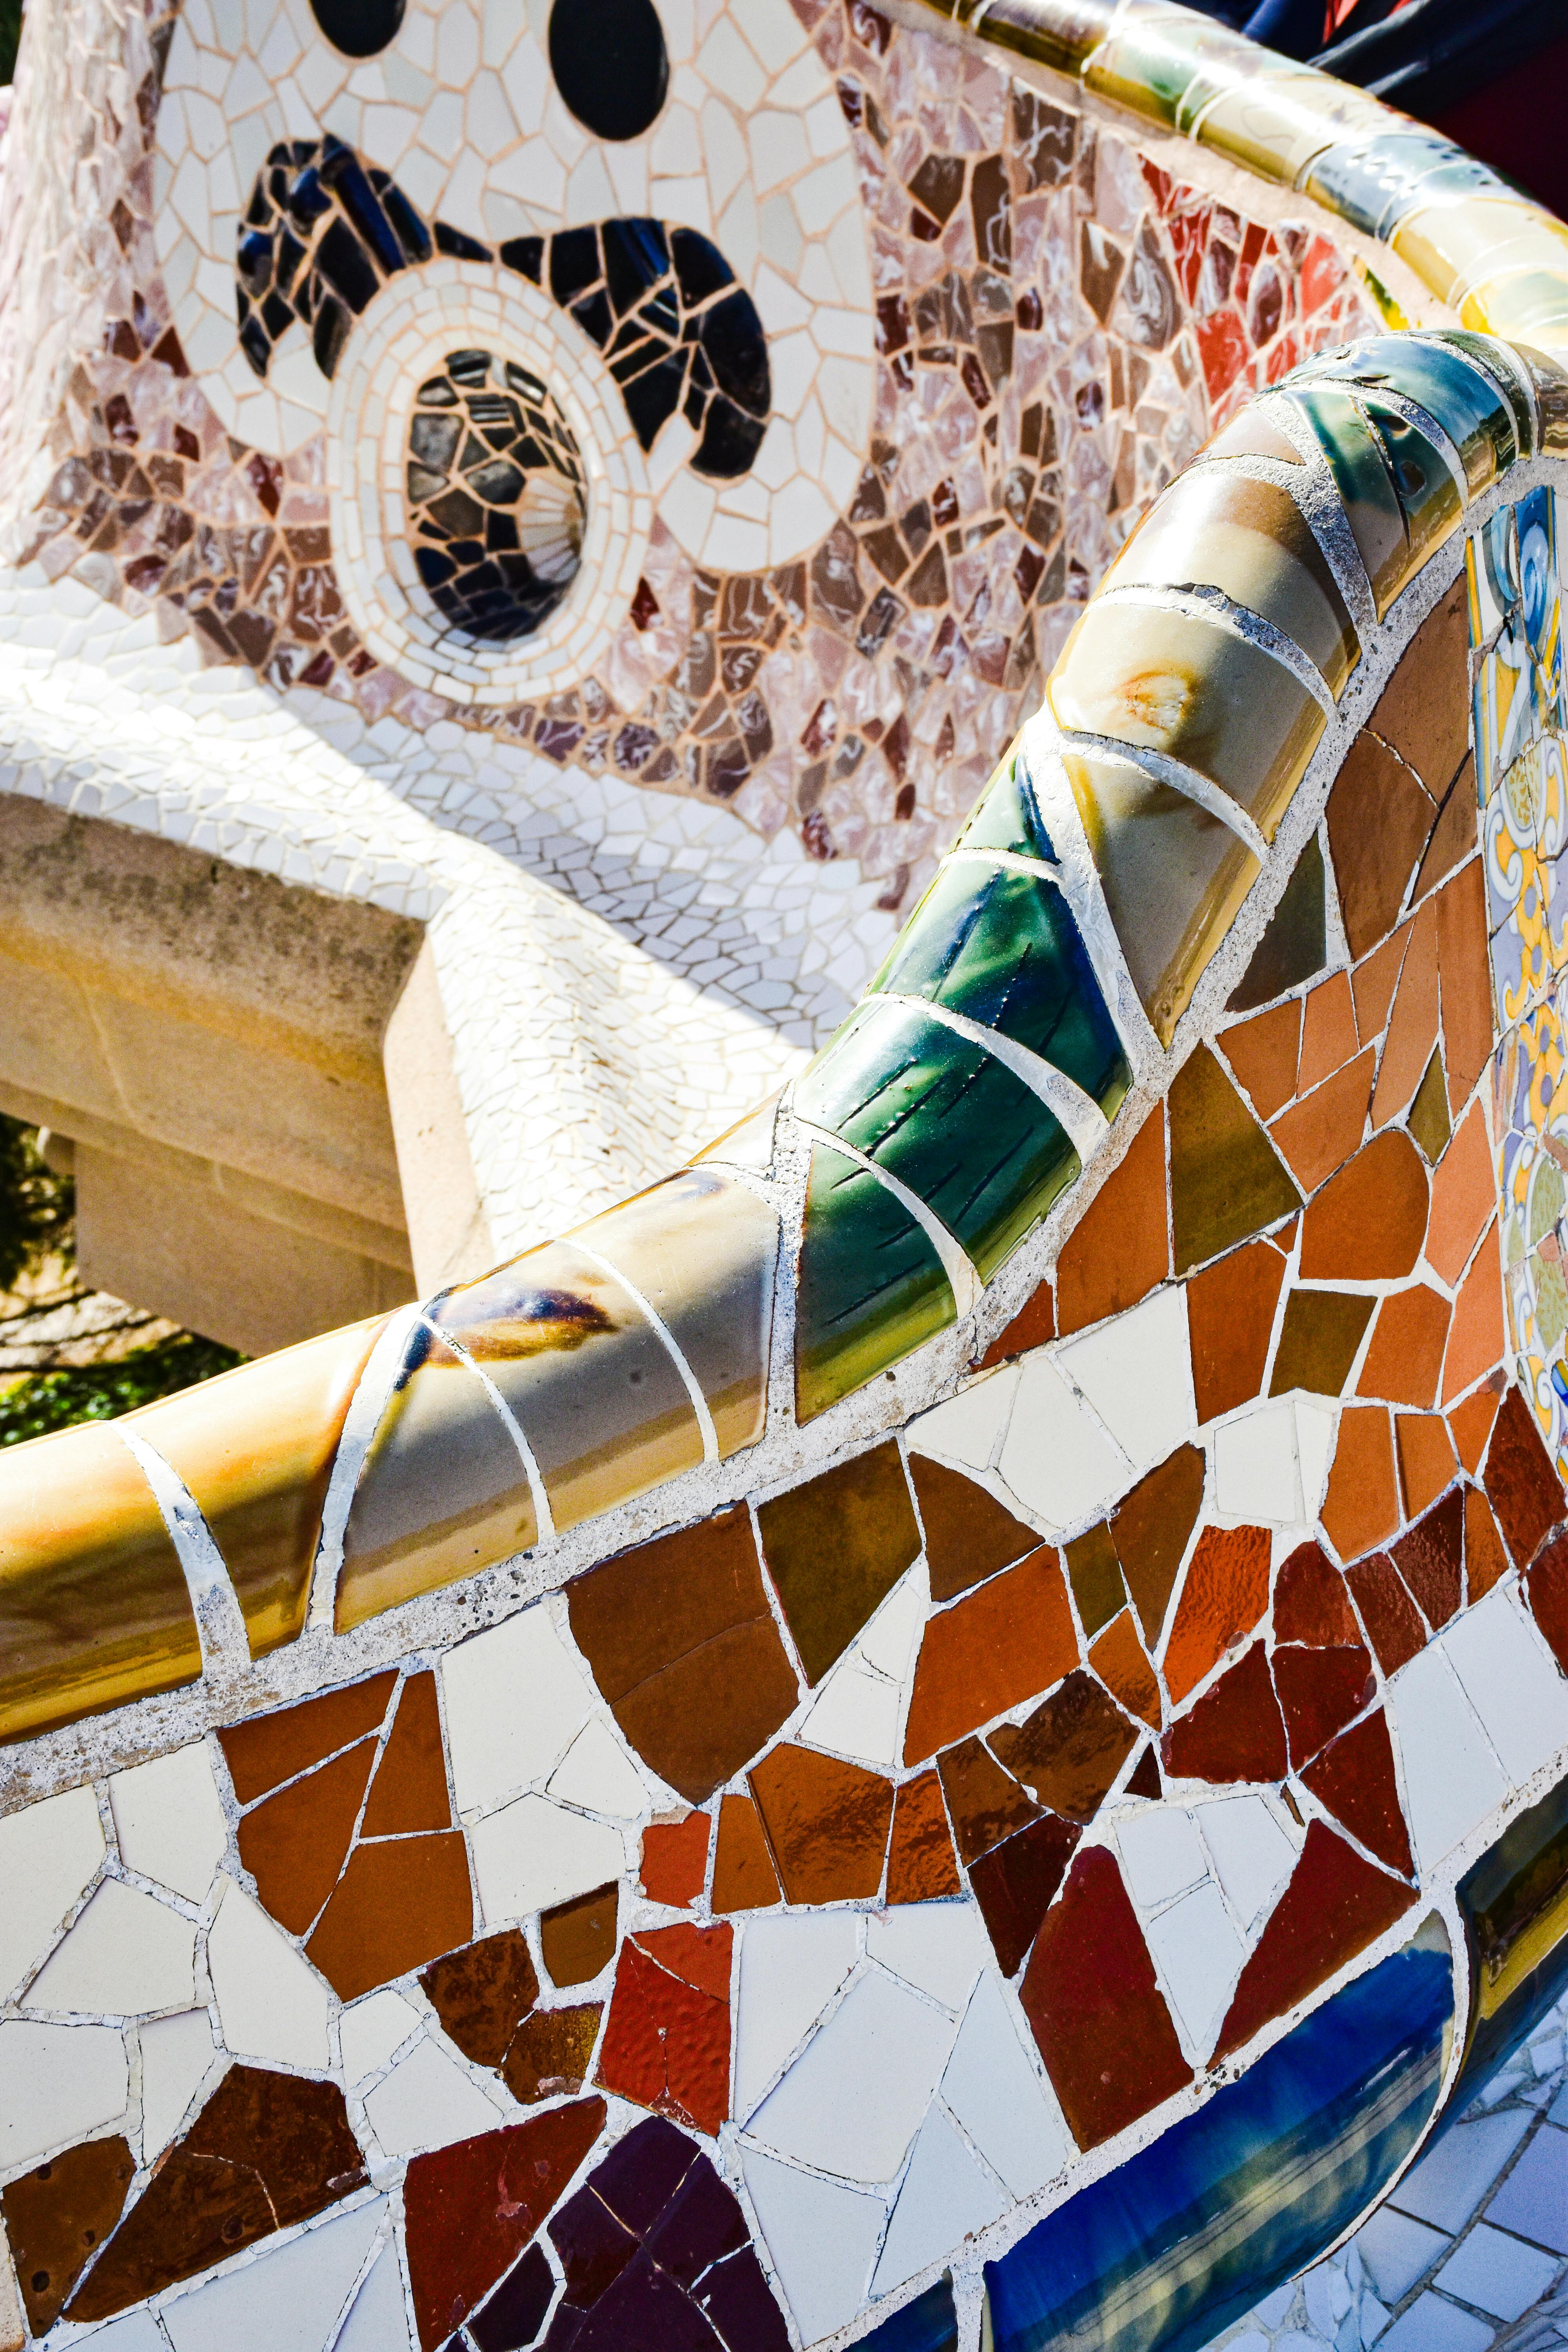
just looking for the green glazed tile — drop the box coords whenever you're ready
[1432,331,1535,456]
[1294,334,1514,494]
[1360,396,1465,582]
[794,1143,955,1423]
[1287,385,1409,618]
[954,743,1058,861]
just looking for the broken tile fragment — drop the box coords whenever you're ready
[404,2101,605,2350]
[908,1451,1040,1601]
[905,1549,1075,1761]
[886,1769,961,1904]
[749,1746,894,1903]
[1215,1822,1414,2059]
[595,1926,732,2137]
[421,1929,539,2069]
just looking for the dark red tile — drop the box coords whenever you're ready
[404,2102,605,2349]
[1485,1385,1566,1570]
[1273,1541,1359,1646]
[1390,1487,1463,1629]
[968,1812,1081,1976]
[595,1931,731,2136]
[1528,1526,1568,1674]
[2,2135,134,2334]
[1344,1553,1428,1674]
[1126,1746,1162,1798]
[421,1930,539,2069]
[1214,1821,1414,2060]
[1162,1642,1287,1784]
[1300,1708,1414,1878]
[908,1451,1042,1601]
[1272,1644,1374,1769]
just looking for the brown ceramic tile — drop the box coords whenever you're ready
[1301,1709,1414,1878]
[1426,1105,1495,1287]
[218,1671,395,1805]
[1270,1051,1376,1194]
[1170,1046,1301,1276]
[1322,1406,1401,1563]
[404,2101,604,2350]
[639,1814,710,1909]
[1089,1610,1161,1728]
[976,1280,1056,1370]
[748,1745,894,1903]
[1186,1239,1287,1424]
[1408,1050,1453,1165]
[1358,1286,1452,1408]
[711,1793,781,1914]
[1442,1223,1505,1406]
[1297,972,1360,1093]
[1371,902,1439,1129]
[1221,1000,1302,1121]
[3,2134,134,2334]
[1229,834,1329,1016]
[421,1931,539,2068]
[1273,1644,1374,1769]
[937,1737,1042,1865]
[541,1884,619,1990]
[1126,1746,1163,1799]
[1019,1845,1192,2148]
[566,1506,798,1804]
[1055,1103,1169,1334]
[990,1671,1139,1824]
[1162,1642,1288,1785]
[1451,1377,1504,1474]
[1064,1522,1127,1640]
[1368,577,1470,796]
[1214,1822,1414,2062]
[1396,1414,1461,1518]
[1325,731,1437,961]
[904,1550,1076,1762]
[1300,1132,1429,1283]
[1485,1386,1566,1569]
[1162,1524,1272,1705]
[908,1452,1041,1602]
[1112,1443,1207,1647]
[595,1927,731,2137]
[1274,1541,1359,1646]
[969,1815,1081,1977]
[503,2004,603,2104]
[306,1832,474,2001]
[1345,1553,1428,1674]
[756,1441,920,1685]
[236,1738,376,1936]
[67,2066,367,2323]
[1436,862,1493,1118]
[1269,1289,1375,1400]
[885,1769,961,1904]
[1391,1488,1464,1629]
[1351,921,1413,1049]
[1412,757,1476,903]
[1529,1529,1568,1672]
[359,1671,450,1836]
[1465,1486,1510,1602]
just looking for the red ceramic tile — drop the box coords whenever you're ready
[1450,1377,1503,1474]
[236,1739,374,1936]
[1273,1541,1359,1646]
[1019,1846,1192,2148]
[1485,1384,1566,1569]
[710,1794,780,1914]
[1396,1414,1460,1519]
[1528,1528,1568,1673]
[1299,1132,1429,1283]
[404,2101,605,2349]
[1465,1486,1510,1602]
[938,1737,1042,1864]
[1427,1103,1495,1287]
[904,1549,1077,1762]
[1056,1103,1169,1334]
[1436,861,1493,1118]
[969,1813,1081,1977]
[1370,900,1439,1130]
[976,1280,1055,1369]
[1162,1524,1271,1706]
[1357,1287,1452,1408]
[1351,921,1411,1048]
[1300,1709,1414,1878]
[1297,973,1359,1093]
[640,1815,711,1910]
[359,1671,450,1835]
[1270,1051,1375,1194]
[1088,1610,1161,1728]
[2,2136,135,2333]
[1327,733,1432,960]
[1222,999,1303,1120]
[1344,1553,1428,1675]
[1214,1822,1414,2061]
[1185,1240,1287,1423]
[1112,1443,1207,1647]
[757,1441,920,1685]
[1322,1407,1401,1563]
[1161,1642,1288,1784]
[1272,1644,1374,1769]
[908,1452,1042,1602]
[885,1769,961,1903]
[748,1745,894,1902]
[1442,1222,1504,1406]
[1390,1488,1463,1630]
[421,1932,539,2069]
[990,1671,1140,1823]
[307,1831,475,2001]
[218,1671,395,1805]
[595,1929,731,2137]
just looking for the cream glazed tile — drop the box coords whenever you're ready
[939,1973,1072,2201]
[1196,1793,1301,1931]
[0,2018,129,2169]
[25,1881,198,2016]
[159,2196,387,2352]
[546,1717,657,1821]
[1213,1399,1304,1525]
[904,1366,1020,1475]
[469,1793,628,1923]
[362,2034,506,2157]
[1058,1289,1195,1473]
[740,2149,884,2347]
[866,1903,992,2014]
[800,1661,904,1768]
[998,1356,1127,1531]
[735,1913,860,2122]
[1388,1647,1509,1878]
[442,1605,598,1818]
[0,1783,105,2000]
[1143,1879,1248,2056]
[1439,1587,1568,1787]
[140,2009,223,2160]
[746,1969,958,2185]
[341,1987,422,2087]
[109,1742,230,1903]
[871,2104,1008,2296]
[207,1878,333,2070]
[1116,1807,1209,1914]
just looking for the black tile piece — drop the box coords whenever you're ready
[470,2244,557,2351]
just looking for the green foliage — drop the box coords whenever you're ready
[0,1331,244,1445]
[0,1114,73,1294]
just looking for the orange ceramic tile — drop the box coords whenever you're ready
[1412,757,1476,903]
[1322,1406,1401,1563]
[908,1452,1042,1602]
[976,1280,1055,1369]
[886,1769,962,1903]
[1442,1222,1504,1405]
[236,1739,377,1936]
[1055,1103,1169,1334]
[990,1671,1139,1824]
[938,1737,1042,1865]
[503,2005,602,2104]
[565,1505,799,1804]
[1301,1710,1414,1878]
[306,1832,475,2001]
[1170,1046,1301,1276]
[1350,921,1412,1046]
[1392,1490,1463,1630]
[1088,1610,1161,1728]
[1274,1541,1359,1646]
[1273,1643,1374,1769]
[639,1814,710,1909]
[1427,1104,1497,1287]
[904,1550,1077,1763]
[969,1815,1081,1978]
[1065,1522,1129,1641]
[1465,1486,1510,1602]
[711,1793,781,1913]
[1371,902,1439,1129]
[1162,1524,1272,1705]
[1325,734,1436,961]
[1162,1642,1288,1785]
[1297,972,1359,1093]
[1221,999,1302,1121]
[2,2134,135,2334]
[1214,1822,1414,2062]
[637,1920,732,2002]
[1019,1845,1192,2149]
[541,1884,619,1989]
[1368,578,1471,796]
[1299,1132,1429,1283]
[1396,1414,1461,1518]
[1269,1289,1375,1399]
[748,1745,894,1903]
[421,1931,539,2068]
[218,1671,395,1805]
[1112,1443,1207,1647]
[757,1441,921,1685]
[1484,1386,1567,1571]
[1186,1240,1287,1423]
[1436,862,1494,1118]
[1358,1286,1452,1407]
[1450,1377,1504,1474]
[359,1671,450,1836]
[1269,1051,1376,1194]
[1345,1553,1427,1675]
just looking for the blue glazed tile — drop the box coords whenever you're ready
[1482,2123,1568,2255]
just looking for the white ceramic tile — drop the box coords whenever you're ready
[0,2017,128,2168]
[748,1968,958,2184]
[207,1878,332,2069]
[865,1904,991,2014]
[140,2009,220,2158]
[0,1782,105,2000]
[110,1742,230,1902]
[1212,1401,1303,1525]
[546,1718,653,1820]
[1196,1794,1299,1930]
[871,2105,1009,2296]
[1390,2108,1534,2234]
[1389,1646,1509,1876]
[858,1572,928,1682]
[1375,2291,1494,2351]
[1441,1587,1568,1786]
[1058,1288,1194,1473]
[998,1356,1127,1530]
[72,2314,171,2351]
[1294,1398,1337,1516]
[469,1792,628,1922]
[334,2236,413,2352]
[1144,1879,1247,2054]
[740,2149,884,2345]
[1436,2220,1559,2319]
[26,1881,198,2016]
[341,1987,422,2086]
[443,1604,601,1817]
[800,1662,904,1768]
[939,1973,1072,2200]
[1117,1808,1210,1914]
[906,1366,1020,1474]
[363,2035,504,2156]
[161,2197,385,2352]
[735,1913,860,2120]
